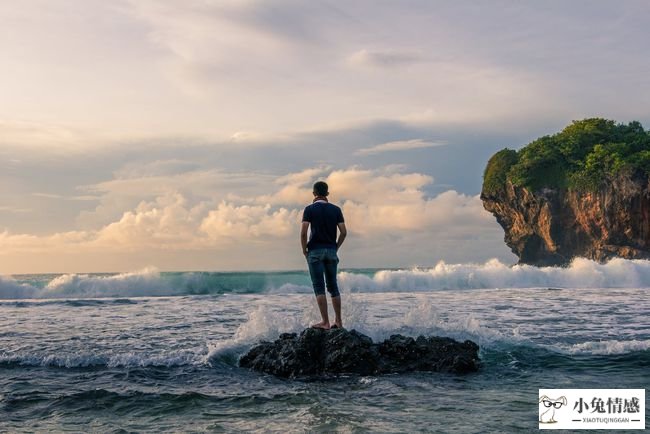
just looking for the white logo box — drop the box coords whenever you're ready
[539,389,645,430]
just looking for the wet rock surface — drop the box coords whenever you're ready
[238,328,480,378]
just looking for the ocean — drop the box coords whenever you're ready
[1,257,649,432]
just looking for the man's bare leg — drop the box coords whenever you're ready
[312,294,330,329]
[331,295,342,328]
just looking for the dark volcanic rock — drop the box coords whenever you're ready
[481,172,650,266]
[239,328,479,378]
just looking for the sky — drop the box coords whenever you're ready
[1,0,650,274]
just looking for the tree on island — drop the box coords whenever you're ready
[483,118,650,195]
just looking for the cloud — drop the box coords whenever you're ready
[0,120,102,151]
[122,0,306,98]
[348,48,427,68]
[113,0,565,132]
[3,0,650,143]
[94,194,207,249]
[32,193,99,201]
[0,106,564,250]
[322,167,489,237]
[200,203,300,241]
[0,229,93,254]
[254,166,435,207]
[3,0,649,273]
[0,206,32,213]
[355,139,445,156]
[0,165,511,273]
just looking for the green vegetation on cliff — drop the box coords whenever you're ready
[483,118,650,195]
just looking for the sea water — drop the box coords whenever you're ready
[1,258,649,432]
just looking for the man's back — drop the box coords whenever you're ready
[302,202,344,250]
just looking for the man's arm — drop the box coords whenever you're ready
[300,221,310,257]
[336,222,347,250]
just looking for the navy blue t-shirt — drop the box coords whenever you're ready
[302,202,344,250]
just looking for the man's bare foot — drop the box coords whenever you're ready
[311,321,330,330]
[332,320,343,329]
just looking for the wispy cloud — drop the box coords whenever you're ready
[0,206,32,213]
[355,139,445,156]
[32,193,100,201]
[348,48,426,68]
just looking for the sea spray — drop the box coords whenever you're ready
[206,292,525,364]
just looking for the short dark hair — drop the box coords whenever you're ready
[313,181,329,196]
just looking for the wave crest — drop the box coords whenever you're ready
[0,348,205,368]
[3,257,650,300]
[340,257,650,291]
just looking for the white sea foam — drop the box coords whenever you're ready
[267,283,312,294]
[340,257,650,292]
[561,339,650,355]
[0,267,183,299]
[0,349,207,368]
[206,302,310,360]
[41,267,175,298]
[206,294,525,363]
[206,293,372,361]
[2,257,650,300]
[0,275,38,299]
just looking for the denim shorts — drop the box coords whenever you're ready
[306,248,340,297]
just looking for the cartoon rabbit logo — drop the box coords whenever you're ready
[539,395,567,423]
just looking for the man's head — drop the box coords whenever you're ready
[313,181,329,197]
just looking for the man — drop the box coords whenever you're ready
[301,181,347,330]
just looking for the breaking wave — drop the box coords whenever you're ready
[0,267,312,300]
[561,339,650,355]
[340,257,650,291]
[3,257,650,300]
[0,349,207,369]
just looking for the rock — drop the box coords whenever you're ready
[238,328,480,378]
[481,172,650,266]
[481,119,650,266]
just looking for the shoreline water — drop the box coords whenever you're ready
[1,263,649,432]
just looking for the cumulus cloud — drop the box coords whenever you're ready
[95,194,207,249]
[355,139,446,156]
[201,203,300,241]
[0,166,504,273]
[253,166,435,207]
[322,167,489,237]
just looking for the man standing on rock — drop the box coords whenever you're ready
[301,181,347,330]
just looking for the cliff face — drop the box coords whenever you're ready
[481,171,650,266]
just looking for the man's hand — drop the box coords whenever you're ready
[301,221,310,258]
[336,222,347,250]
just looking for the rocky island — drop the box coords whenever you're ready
[481,118,650,266]
[239,328,480,378]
